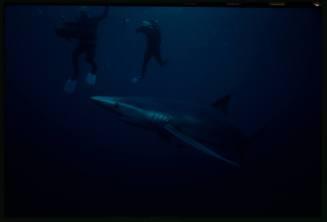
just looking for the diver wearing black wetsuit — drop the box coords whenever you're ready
[73,7,108,80]
[58,6,108,93]
[133,20,167,82]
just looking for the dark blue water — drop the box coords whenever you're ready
[5,5,321,217]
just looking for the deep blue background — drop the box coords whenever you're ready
[5,5,321,217]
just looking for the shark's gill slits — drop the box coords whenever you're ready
[149,112,171,123]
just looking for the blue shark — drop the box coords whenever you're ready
[90,95,252,167]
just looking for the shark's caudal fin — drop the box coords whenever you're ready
[211,95,231,115]
[164,124,240,167]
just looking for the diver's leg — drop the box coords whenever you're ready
[153,48,167,66]
[85,45,97,86]
[86,45,97,74]
[64,47,83,94]
[72,46,83,80]
[132,49,152,83]
[141,50,152,77]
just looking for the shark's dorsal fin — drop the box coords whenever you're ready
[212,95,231,114]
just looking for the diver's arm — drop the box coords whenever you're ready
[94,6,109,21]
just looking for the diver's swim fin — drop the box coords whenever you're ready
[86,73,96,86]
[64,79,77,94]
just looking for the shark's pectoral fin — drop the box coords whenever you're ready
[157,130,172,143]
[164,124,240,167]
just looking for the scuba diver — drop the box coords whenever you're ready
[56,6,109,94]
[132,19,168,83]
